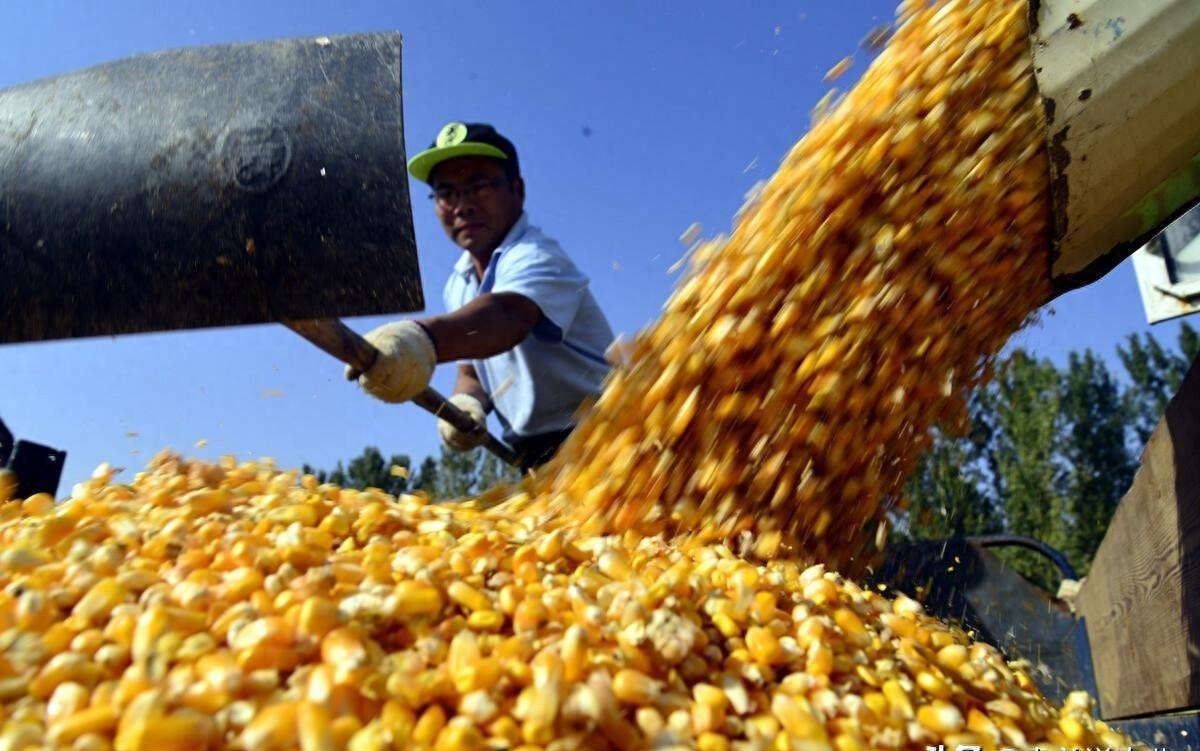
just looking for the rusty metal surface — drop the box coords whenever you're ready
[1028,0,1200,293]
[0,32,423,344]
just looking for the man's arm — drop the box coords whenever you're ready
[420,292,542,363]
[454,363,491,410]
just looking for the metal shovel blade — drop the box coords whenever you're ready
[0,32,423,344]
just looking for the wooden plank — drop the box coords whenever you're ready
[1076,352,1200,719]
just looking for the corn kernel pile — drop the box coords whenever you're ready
[0,0,1143,749]
[538,0,1053,568]
[0,455,1132,750]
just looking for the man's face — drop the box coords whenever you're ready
[429,156,525,255]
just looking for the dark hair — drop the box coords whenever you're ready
[498,158,520,182]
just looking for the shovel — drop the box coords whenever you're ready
[0,32,518,467]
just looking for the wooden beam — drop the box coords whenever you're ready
[1076,352,1200,719]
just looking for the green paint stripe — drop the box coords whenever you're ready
[1123,150,1200,235]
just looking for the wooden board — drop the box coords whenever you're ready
[1076,353,1200,719]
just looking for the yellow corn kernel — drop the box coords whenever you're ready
[936,644,969,670]
[698,731,731,751]
[131,606,169,664]
[832,608,867,644]
[693,683,728,733]
[42,621,78,655]
[916,670,953,700]
[746,627,785,665]
[1059,716,1090,744]
[561,624,588,682]
[447,581,491,613]
[448,631,482,694]
[237,643,299,673]
[240,702,300,751]
[73,578,130,623]
[806,641,833,677]
[917,700,966,735]
[636,706,665,737]
[713,613,740,639]
[298,701,335,751]
[881,680,914,720]
[518,688,557,745]
[23,492,55,515]
[434,719,487,751]
[346,721,388,751]
[298,597,341,641]
[466,610,504,631]
[598,550,634,581]
[230,616,292,651]
[488,715,521,747]
[47,705,119,746]
[770,694,827,741]
[612,669,660,705]
[513,599,548,633]
[394,580,444,617]
[47,682,90,726]
[136,712,217,751]
[331,716,363,750]
[750,591,777,624]
[320,627,370,669]
[803,578,839,605]
[413,705,448,746]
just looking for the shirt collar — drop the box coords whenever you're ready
[452,212,531,281]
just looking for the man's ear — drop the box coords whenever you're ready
[511,176,526,204]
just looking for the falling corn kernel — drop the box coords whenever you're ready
[824,55,854,81]
[537,0,1056,580]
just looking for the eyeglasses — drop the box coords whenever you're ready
[428,177,509,208]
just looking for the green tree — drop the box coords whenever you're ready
[1118,321,1199,445]
[902,426,1001,539]
[411,456,440,495]
[1058,350,1134,572]
[980,351,1068,586]
[433,447,483,500]
[901,328,1197,587]
[306,446,522,503]
[479,451,523,491]
[302,446,411,495]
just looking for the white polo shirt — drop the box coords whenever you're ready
[443,213,614,442]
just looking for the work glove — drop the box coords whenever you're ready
[345,321,436,403]
[437,393,489,452]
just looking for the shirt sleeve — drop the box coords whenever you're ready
[490,239,590,340]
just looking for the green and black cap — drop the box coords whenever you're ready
[407,122,520,183]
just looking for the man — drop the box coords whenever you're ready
[348,122,614,471]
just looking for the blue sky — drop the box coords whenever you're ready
[1,1,1187,487]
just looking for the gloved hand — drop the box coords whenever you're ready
[438,393,488,451]
[345,321,437,403]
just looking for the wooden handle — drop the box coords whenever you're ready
[284,318,522,468]
[284,318,380,374]
[412,387,521,466]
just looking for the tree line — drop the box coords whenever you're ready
[302,444,522,504]
[306,323,1198,589]
[901,322,1198,586]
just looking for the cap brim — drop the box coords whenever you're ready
[407,143,510,182]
